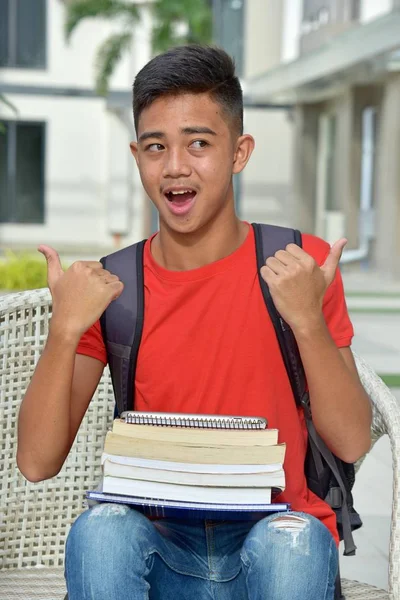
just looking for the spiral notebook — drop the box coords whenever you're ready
[120,411,268,429]
[86,490,289,520]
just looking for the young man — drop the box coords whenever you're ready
[17,45,372,600]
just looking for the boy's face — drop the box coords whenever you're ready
[130,92,254,235]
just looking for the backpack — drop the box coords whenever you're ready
[99,223,362,580]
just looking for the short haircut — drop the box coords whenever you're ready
[133,45,243,135]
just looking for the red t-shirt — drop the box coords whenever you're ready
[77,226,353,544]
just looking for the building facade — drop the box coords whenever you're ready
[0,0,152,255]
[246,0,400,279]
[1,0,295,256]
[214,0,295,227]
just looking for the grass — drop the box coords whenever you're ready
[378,374,400,388]
[348,307,400,314]
[346,291,400,299]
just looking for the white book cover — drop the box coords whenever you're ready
[101,453,283,474]
[102,476,273,504]
[102,457,285,489]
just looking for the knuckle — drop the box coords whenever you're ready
[71,260,83,270]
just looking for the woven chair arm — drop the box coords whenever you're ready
[354,353,400,598]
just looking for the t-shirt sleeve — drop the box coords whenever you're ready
[76,319,108,365]
[302,233,354,348]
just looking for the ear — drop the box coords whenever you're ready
[130,141,139,166]
[232,134,255,175]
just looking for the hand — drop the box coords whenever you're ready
[38,245,124,339]
[260,239,347,332]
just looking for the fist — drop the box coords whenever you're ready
[260,239,347,332]
[38,245,124,338]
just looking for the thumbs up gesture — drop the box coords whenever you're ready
[38,245,124,340]
[260,239,347,332]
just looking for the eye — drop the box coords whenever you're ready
[190,140,208,149]
[146,143,164,152]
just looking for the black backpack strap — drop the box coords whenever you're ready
[252,223,306,406]
[252,222,357,560]
[99,240,146,416]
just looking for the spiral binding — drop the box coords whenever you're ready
[123,414,264,429]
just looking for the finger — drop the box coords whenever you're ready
[321,238,347,283]
[37,245,63,289]
[265,256,286,275]
[83,261,104,270]
[103,274,120,284]
[274,249,297,266]
[108,281,124,301]
[260,265,278,284]
[284,243,307,260]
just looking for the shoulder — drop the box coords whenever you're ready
[300,233,331,266]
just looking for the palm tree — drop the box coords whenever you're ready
[65,0,212,97]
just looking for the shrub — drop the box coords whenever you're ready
[0,251,50,291]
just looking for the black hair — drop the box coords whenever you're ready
[133,45,243,135]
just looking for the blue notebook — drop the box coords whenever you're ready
[86,490,290,520]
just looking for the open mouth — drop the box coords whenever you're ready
[165,189,196,203]
[164,189,197,215]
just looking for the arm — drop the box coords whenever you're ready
[292,324,371,463]
[17,347,104,482]
[261,238,372,464]
[17,246,124,482]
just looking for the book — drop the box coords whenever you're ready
[120,411,267,429]
[103,432,286,465]
[96,412,286,520]
[102,476,274,503]
[86,490,290,521]
[112,419,278,446]
[101,453,285,488]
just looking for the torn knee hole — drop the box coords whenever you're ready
[268,515,308,531]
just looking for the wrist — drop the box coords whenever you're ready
[48,318,82,346]
[290,314,328,341]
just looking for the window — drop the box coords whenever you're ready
[0,121,45,224]
[0,0,46,69]
[213,0,245,77]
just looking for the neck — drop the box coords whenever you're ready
[151,212,249,271]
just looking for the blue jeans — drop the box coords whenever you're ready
[65,505,338,599]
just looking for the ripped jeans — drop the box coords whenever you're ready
[65,505,338,600]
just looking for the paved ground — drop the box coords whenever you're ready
[338,270,400,590]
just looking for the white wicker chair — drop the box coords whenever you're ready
[0,289,398,599]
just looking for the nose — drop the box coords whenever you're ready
[162,147,192,178]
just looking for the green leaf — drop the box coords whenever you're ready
[152,0,212,53]
[94,31,132,96]
[65,0,139,40]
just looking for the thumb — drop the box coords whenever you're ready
[38,245,64,289]
[321,238,347,285]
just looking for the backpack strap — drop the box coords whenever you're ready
[252,223,306,407]
[252,222,357,557]
[100,240,146,417]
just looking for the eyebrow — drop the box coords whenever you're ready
[181,127,217,136]
[138,126,217,143]
[138,131,165,142]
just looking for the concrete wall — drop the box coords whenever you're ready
[241,0,294,228]
[281,0,303,63]
[375,74,400,278]
[360,0,394,23]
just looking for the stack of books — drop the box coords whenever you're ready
[87,412,289,519]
